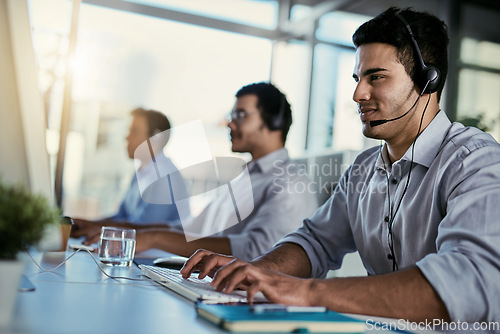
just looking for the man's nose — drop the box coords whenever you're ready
[227,119,237,130]
[353,80,370,103]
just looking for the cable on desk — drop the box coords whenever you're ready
[26,247,84,272]
[25,248,150,282]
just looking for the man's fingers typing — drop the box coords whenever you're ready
[180,249,211,278]
[212,260,257,294]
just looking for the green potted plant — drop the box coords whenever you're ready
[0,178,61,326]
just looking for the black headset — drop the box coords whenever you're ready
[395,12,441,94]
[268,94,287,131]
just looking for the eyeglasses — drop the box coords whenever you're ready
[227,110,255,124]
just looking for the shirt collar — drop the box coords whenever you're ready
[137,151,174,176]
[376,110,452,170]
[401,110,451,168]
[248,147,289,174]
[375,145,390,171]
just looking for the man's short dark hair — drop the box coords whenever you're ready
[131,108,171,136]
[235,82,292,143]
[131,108,171,145]
[352,7,449,102]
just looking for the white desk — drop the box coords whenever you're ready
[6,250,226,334]
[6,250,438,334]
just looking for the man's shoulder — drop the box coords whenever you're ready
[446,122,500,153]
[433,123,500,176]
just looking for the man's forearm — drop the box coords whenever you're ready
[310,266,450,322]
[251,243,312,278]
[94,218,171,230]
[145,230,232,258]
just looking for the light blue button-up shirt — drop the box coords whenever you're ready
[113,154,189,226]
[279,111,500,321]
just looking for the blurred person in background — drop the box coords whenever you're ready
[71,108,189,238]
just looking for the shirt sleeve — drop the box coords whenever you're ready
[416,141,500,322]
[111,179,185,226]
[132,170,191,226]
[227,175,318,262]
[277,168,358,278]
[135,202,182,225]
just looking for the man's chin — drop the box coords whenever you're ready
[230,143,244,153]
[231,147,243,153]
[362,126,383,140]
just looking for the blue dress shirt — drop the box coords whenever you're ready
[113,155,189,226]
[279,111,500,321]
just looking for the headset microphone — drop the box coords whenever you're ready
[369,119,387,127]
[369,79,429,127]
[369,109,411,127]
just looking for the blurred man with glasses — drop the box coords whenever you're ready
[75,82,318,262]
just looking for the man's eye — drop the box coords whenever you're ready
[370,75,382,81]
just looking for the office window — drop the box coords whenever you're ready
[457,37,500,142]
[289,4,312,22]
[456,4,500,141]
[307,44,338,151]
[48,3,272,218]
[461,38,500,70]
[271,40,311,157]
[128,0,278,29]
[305,10,374,153]
[457,69,500,142]
[307,44,377,152]
[316,11,370,46]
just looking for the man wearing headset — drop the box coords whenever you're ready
[181,8,500,322]
[75,82,318,262]
[133,82,317,261]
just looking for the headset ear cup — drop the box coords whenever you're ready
[271,117,282,130]
[270,95,286,130]
[271,115,284,130]
[422,64,441,93]
[395,12,442,95]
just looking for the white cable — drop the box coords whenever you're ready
[26,247,84,272]
[25,248,151,282]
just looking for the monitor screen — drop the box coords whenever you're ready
[0,0,60,251]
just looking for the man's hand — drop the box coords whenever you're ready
[180,249,235,279]
[82,227,102,245]
[180,249,314,305]
[71,218,102,239]
[212,258,314,305]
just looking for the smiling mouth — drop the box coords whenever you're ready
[358,108,377,122]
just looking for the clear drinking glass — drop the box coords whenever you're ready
[98,227,136,267]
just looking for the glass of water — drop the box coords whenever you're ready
[98,227,136,267]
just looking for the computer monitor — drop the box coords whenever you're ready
[0,0,60,250]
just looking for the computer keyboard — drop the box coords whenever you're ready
[139,265,267,303]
